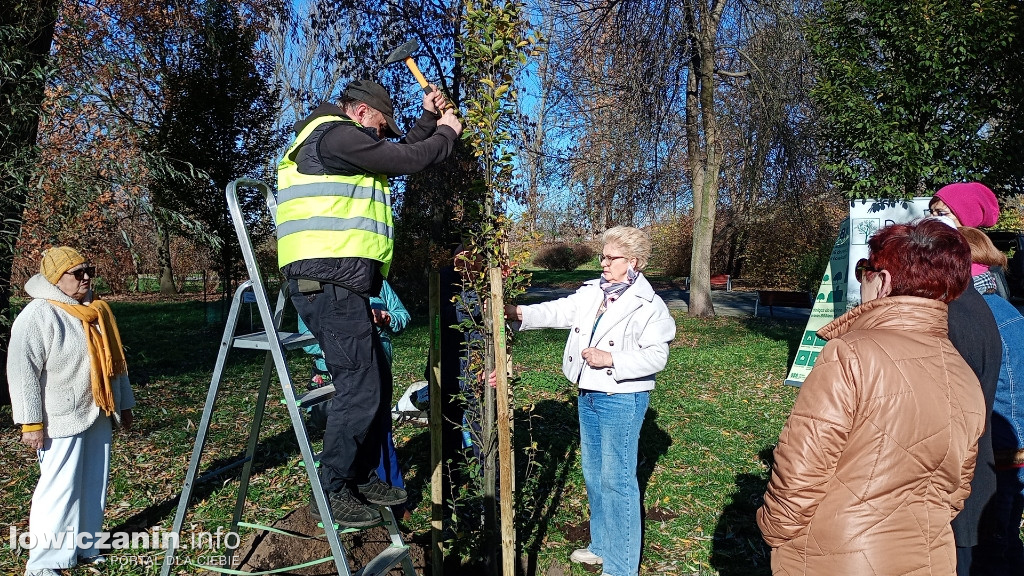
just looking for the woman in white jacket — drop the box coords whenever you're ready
[507,226,675,576]
[7,247,135,576]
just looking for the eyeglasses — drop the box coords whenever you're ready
[600,254,628,263]
[64,266,96,281]
[854,258,881,282]
[926,208,951,217]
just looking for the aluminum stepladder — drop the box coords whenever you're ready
[160,177,415,576]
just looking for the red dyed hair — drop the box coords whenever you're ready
[866,219,971,303]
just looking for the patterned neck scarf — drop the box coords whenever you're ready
[599,266,639,314]
[972,271,997,295]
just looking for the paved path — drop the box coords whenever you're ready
[527,287,1024,319]
[525,287,813,320]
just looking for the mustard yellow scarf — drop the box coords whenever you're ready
[48,298,127,416]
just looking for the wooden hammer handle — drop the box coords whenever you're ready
[404,58,433,93]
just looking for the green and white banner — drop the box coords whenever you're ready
[784,218,850,386]
[785,198,932,386]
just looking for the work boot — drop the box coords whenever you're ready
[356,476,408,506]
[309,488,381,528]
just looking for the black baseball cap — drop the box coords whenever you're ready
[343,79,401,137]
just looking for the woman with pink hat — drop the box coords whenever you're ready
[928,182,1003,576]
[928,182,1001,228]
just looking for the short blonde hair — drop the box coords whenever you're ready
[959,227,1008,268]
[602,226,651,271]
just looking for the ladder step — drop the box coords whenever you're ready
[292,384,335,408]
[353,545,411,576]
[232,331,318,351]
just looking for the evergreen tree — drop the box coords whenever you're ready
[152,0,282,290]
[809,0,1022,199]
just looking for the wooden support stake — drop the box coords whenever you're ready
[489,266,516,576]
[429,270,444,576]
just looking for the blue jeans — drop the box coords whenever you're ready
[578,390,649,576]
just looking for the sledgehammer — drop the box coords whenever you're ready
[385,40,434,93]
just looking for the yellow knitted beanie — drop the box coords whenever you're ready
[41,246,86,284]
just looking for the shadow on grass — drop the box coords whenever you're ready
[516,397,580,576]
[108,426,302,535]
[113,299,300,385]
[739,317,807,369]
[386,397,582,576]
[391,396,674,576]
[638,408,675,572]
[512,399,673,576]
[113,300,224,384]
[709,446,774,576]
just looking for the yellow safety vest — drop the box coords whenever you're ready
[276,115,393,275]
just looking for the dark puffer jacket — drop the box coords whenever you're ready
[946,284,1001,549]
[758,296,986,576]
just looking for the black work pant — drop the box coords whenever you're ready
[289,279,393,493]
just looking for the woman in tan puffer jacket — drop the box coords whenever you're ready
[757,220,987,576]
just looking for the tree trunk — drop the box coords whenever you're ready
[156,219,177,295]
[684,0,726,318]
[220,243,233,301]
[0,0,59,404]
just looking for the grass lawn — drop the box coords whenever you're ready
[0,298,800,575]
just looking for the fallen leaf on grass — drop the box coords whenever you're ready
[646,506,679,521]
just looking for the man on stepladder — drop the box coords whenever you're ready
[277,79,462,527]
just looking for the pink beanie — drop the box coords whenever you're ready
[933,182,1000,227]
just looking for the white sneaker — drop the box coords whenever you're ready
[569,547,603,564]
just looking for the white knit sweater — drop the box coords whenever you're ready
[7,274,135,438]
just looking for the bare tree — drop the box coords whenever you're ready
[682,0,727,316]
[260,0,365,138]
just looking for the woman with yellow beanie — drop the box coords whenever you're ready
[7,247,135,576]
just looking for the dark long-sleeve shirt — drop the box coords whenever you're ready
[292,102,457,177]
[282,102,457,293]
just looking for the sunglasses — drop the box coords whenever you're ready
[64,266,96,281]
[854,258,881,282]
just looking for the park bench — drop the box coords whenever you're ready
[684,274,732,291]
[754,289,814,318]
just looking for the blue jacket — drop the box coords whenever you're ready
[983,294,1024,460]
[369,280,411,362]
